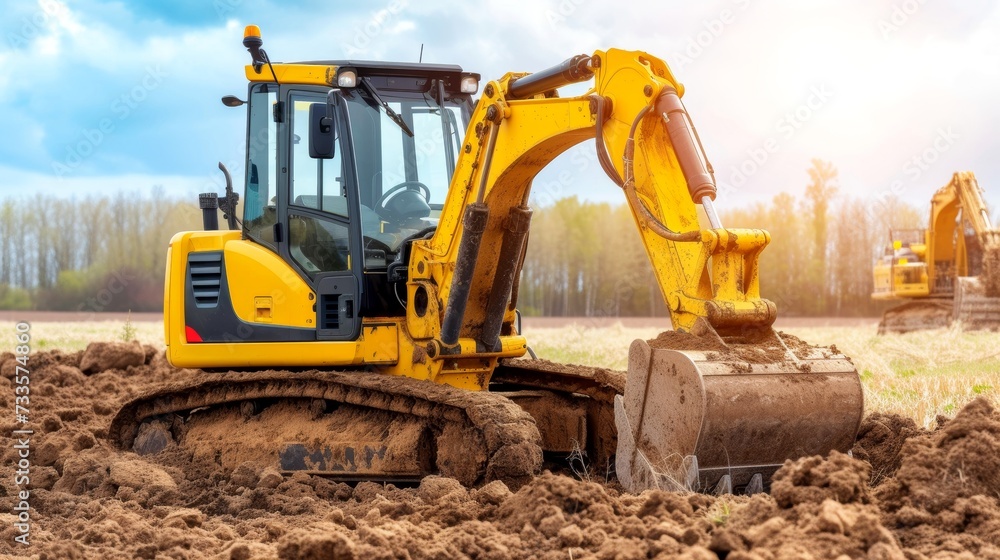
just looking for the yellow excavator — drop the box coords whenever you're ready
[111,26,863,494]
[872,172,1000,333]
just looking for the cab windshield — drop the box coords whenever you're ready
[341,89,467,263]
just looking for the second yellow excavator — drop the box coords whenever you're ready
[111,26,863,494]
[873,172,1000,333]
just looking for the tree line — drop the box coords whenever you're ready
[1,161,925,316]
[0,188,202,311]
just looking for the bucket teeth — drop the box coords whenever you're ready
[712,475,732,496]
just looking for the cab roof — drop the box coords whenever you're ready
[245,60,479,94]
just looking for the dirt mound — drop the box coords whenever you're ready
[851,412,929,486]
[876,398,1000,556]
[648,330,728,352]
[79,341,147,374]
[1,347,997,558]
[710,452,904,559]
[770,451,873,508]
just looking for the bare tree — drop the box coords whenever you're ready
[803,159,839,313]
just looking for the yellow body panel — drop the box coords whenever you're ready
[872,260,930,299]
[224,240,315,328]
[163,230,239,346]
[168,323,398,369]
[245,64,335,86]
[163,230,525,390]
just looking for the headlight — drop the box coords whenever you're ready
[460,75,479,94]
[337,69,358,88]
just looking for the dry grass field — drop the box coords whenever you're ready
[2,315,997,428]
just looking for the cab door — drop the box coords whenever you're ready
[279,89,363,341]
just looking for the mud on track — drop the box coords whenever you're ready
[2,343,999,559]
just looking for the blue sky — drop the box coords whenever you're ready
[2,0,999,218]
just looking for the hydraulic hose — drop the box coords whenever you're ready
[621,105,702,243]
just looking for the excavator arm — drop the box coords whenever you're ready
[928,171,996,279]
[931,172,1000,324]
[407,49,775,360]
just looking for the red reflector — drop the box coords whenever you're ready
[185,326,203,343]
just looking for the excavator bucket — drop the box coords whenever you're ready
[955,277,1000,330]
[615,330,863,494]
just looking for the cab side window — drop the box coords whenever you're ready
[288,93,351,276]
[244,83,278,246]
[287,214,350,274]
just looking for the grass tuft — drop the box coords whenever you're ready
[120,310,137,342]
[567,440,591,483]
[707,499,734,527]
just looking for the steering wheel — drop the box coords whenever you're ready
[375,181,431,212]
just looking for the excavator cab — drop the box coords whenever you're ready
[243,64,476,315]
[169,60,483,360]
[873,229,931,300]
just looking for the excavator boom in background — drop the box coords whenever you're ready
[873,171,1000,333]
[111,26,863,494]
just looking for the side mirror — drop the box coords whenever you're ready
[309,91,339,159]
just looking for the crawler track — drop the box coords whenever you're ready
[878,300,953,334]
[111,369,544,487]
[493,358,625,467]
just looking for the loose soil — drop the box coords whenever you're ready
[647,329,827,365]
[2,344,999,558]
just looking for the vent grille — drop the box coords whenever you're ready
[320,295,340,330]
[189,252,223,308]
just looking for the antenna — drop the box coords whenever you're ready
[419,43,424,63]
